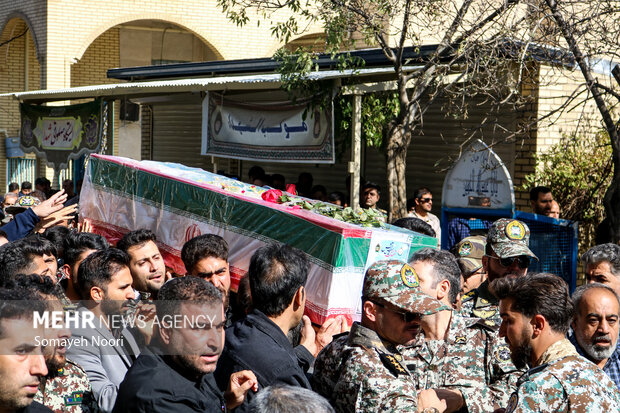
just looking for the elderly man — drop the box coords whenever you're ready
[494,273,620,412]
[460,218,537,327]
[313,260,446,412]
[583,243,620,295]
[569,283,620,390]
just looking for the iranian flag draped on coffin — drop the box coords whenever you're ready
[80,154,436,324]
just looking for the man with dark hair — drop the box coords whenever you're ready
[10,275,98,413]
[61,232,109,301]
[0,287,51,412]
[391,217,436,238]
[313,260,445,412]
[360,181,381,209]
[494,273,620,412]
[250,385,334,413]
[0,235,59,283]
[215,244,316,412]
[460,218,537,327]
[529,186,553,215]
[569,283,620,390]
[182,234,232,312]
[67,248,140,413]
[583,243,620,295]
[407,248,519,412]
[20,181,33,196]
[8,182,20,194]
[35,178,57,200]
[113,276,257,412]
[248,166,266,186]
[117,229,166,300]
[407,187,441,247]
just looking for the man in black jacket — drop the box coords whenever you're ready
[113,276,257,412]
[215,244,316,412]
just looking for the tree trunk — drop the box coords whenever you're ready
[386,124,409,222]
[604,141,620,243]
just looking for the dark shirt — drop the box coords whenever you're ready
[113,345,226,413]
[21,401,53,412]
[1,208,39,241]
[446,217,492,251]
[215,309,313,412]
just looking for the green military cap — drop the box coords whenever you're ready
[487,218,537,260]
[362,260,448,315]
[454,235,486,276]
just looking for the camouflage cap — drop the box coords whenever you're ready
[487,218,537,259]
[362,260,448,315]
[453,235,486,276]
[5,195,41,215]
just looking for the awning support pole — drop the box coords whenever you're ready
[349,91,362,210]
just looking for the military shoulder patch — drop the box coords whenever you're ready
[378,351,408,377]
[400,264,419,288]
[505,392,518,413]
[64,391,84,406]
[505,220,526,240]
[494,345,512,363]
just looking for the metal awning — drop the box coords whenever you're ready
[0,66,422,103]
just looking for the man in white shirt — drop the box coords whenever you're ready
[408,187,441,247]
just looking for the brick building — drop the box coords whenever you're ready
[0,1,609,213]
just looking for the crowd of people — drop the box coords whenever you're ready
[0,173,619,413]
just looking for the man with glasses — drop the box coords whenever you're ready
[312,260,446,412]
[408,187,441,248]
[460,218,537,327]
[407,248,521,412]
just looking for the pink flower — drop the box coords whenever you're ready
[261,189,283,203]
[286,184,297,195]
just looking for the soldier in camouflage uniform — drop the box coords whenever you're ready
[460,218,537,327]
[494,273,620,412]
[407,248,521,412]
[312,260,447,413]
[35,359,98,413]
[452,235,487,298]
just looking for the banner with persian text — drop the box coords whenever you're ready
[20,99,104,170]
[201,92,334,163]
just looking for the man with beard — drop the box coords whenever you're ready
[67,249,140,413]
[569,283,620,390]
[6,275,98,413]
[313,260,446,412]
[117,229,167,300]
[460,218,537,327]
[61,232,109,301]
[0,286,50,412]
[113,276,258,412]
[181,234,234,323]
[494,273,620,412]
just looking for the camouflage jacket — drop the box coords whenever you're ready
[404,312,520,412]
[34,358,98,413]
[316,322,418,413]
[312,332,349,400]
[459,280,501,327]
[505,339,620,412]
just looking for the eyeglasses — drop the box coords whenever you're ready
[486,255,530,269]
[371,300,421,322]
[419,198,432,203]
